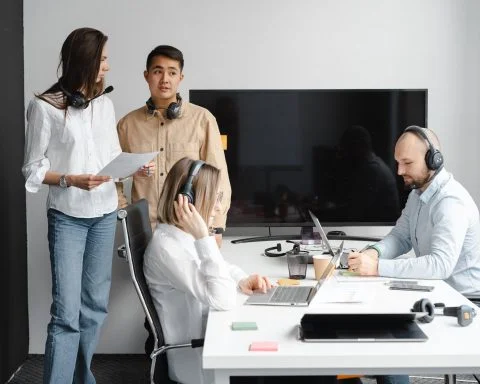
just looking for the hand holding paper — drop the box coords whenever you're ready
[97,152,159,179]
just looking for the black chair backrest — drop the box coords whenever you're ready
[117,199,174,384]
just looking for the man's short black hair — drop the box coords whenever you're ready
[146,45,184,71]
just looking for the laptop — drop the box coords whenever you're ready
[300,312,428,342]
[244,240,344,306]
[308,210,347,268]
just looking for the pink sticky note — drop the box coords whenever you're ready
[249,341,278,351]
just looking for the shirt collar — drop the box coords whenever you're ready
[143,101,188,121]
[418,168,449,203]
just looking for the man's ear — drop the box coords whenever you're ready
[144,70,148,81]
[180,72,185,82]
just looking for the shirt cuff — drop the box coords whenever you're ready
[378,259,395,277]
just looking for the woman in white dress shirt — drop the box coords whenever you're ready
[144,157,272,384]
[22,28,121,384]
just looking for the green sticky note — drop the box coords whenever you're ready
[339,270,361,277]
[231,322,258,331]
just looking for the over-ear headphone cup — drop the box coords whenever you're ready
[413,298,435,323]
[70,92,88,109]
[181,191,194,204]
[166,102,181,119]
[427,149,444,170]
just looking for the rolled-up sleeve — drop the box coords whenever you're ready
[22,99,51,193]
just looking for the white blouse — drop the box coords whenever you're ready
[144,223,247,384]
[22,95,121,218]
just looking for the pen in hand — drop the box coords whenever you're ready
[358,244,370,253]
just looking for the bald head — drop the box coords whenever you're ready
[395,127,442,191]
[398,127,441,153]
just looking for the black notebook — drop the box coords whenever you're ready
[300,313,428,342]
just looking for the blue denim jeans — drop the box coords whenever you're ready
[44,208,117,384]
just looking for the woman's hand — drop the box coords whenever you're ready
[174,194,209,239]
[238,274,272,295]
[67,174,111,191]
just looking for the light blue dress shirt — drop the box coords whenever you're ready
[376,168,480,296]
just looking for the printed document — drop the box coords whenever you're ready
[97,152,158,179]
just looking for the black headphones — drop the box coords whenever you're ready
[264,243,287,257]
[412,298,476,327]
[404,126,444,171]
[179,160,205,204]
[264,242,310,258]
[59,82,89,109]
[59,82,114,109]
[146,93,183,119]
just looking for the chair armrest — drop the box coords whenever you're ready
[150,338,205,359]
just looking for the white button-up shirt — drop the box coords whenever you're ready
[144,223,247,384]
[22,96,121,217]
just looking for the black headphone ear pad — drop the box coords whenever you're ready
[427,149,444,170]
[181,191,194,204]
[413,298,435,323]
[166,101,181,119]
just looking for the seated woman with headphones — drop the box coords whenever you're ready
[143,157,271,384]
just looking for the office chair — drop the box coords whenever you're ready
[117,199,204,384]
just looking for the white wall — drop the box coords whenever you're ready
[24,0,480,353]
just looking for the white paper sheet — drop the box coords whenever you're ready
[97,152,159,179]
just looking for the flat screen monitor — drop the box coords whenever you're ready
[190,89,427,227]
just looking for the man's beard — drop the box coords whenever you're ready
[403,173,432,190]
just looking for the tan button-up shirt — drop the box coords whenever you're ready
[116,102,231,230]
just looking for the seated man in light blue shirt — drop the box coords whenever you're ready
[348,126,480,384]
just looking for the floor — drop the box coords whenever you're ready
[7,355,480,384]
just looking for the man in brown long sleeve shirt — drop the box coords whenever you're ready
[116,45,231,234]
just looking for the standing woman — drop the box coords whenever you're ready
[22,28,121,384]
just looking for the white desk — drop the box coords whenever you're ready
[203,237,480,384]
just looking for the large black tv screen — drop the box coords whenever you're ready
[190,89,427,226]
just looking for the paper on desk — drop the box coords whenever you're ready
[334,271,388,283]
[317,284,375,303]
[97,152,159,179]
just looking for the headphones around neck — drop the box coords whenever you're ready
[412,298,476,327]
[404,126,444,171]
[179,160,205,204]
[146,93,182,119]
[59,82,89,109]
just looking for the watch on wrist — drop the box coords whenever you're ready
[212,227,224,235]
[59,174,69,188]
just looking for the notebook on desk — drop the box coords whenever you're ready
[300,313,428,342]
[244,241,344,307]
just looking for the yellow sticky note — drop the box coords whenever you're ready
[221,135,228,150]
[277,278,300,286]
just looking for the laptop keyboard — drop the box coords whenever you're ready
[270,286,312,303]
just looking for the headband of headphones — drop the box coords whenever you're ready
[179,160,205,204]
[404,125,444,171]
[146,93,183,119]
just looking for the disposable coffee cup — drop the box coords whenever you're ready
[312,254,332,280]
